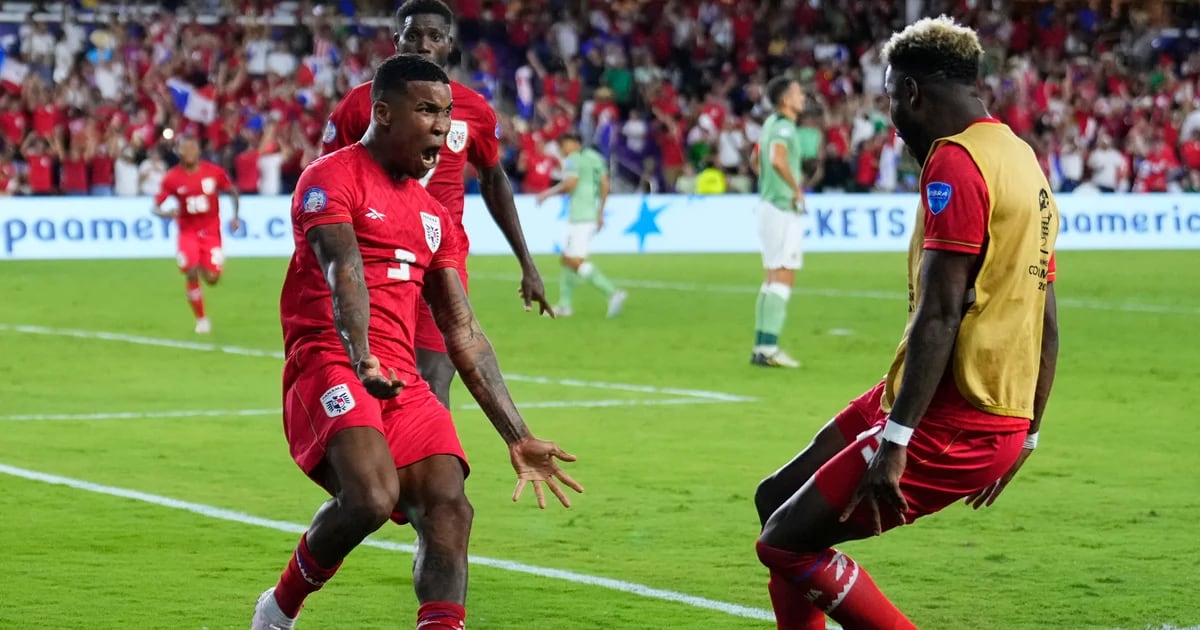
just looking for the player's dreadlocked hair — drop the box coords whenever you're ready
[371,53,449,101]
[395,0,456,28]
[881,15,983,85]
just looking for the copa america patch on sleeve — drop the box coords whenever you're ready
[925,181,953,215]
[322,119,337,144]
[495,122,502,138]
[302,187,328,213]
[320,383,356,418]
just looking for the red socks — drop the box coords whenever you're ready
[766,569,828,630]
[417,601,466,629]
[756,541,916,630]
[185,279,205,319]
[273,533,341,618]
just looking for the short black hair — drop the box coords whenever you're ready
[766,75,796,108]
[559,131,582,144]
[882,16,982,85]
[395,0,455,29]
[370,53,450,101]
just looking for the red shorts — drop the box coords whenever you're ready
[282,359,470,481]
[813,380,1026,535]
[177,231,223,274]
[414,259,468,353]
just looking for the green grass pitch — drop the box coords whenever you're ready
[0,250,1197,629]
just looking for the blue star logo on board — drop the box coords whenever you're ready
[624,197,669,252]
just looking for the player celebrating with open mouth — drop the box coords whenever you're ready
[321,0,550,410]
[251,54,582,630]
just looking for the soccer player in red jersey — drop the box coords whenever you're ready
[251,54,582,630]
[322,0,550,409]
[152,137,240,334]
[753,18,1060,629]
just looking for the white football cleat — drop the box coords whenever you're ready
[553,305,573,317]
[250,588,296,630]
[194,317,212,334]
[751,349,801,368]
[606,290,627,318]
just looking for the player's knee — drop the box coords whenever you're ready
[417,487,474,543]
[754,476,784,523]
[341,482,400,531]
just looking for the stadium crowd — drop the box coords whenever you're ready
[1,0,1200,198]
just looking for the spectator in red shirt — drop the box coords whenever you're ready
[21,134,57,195]
[517,134,559,194]
[59,143,90,195]
[0,147,17,196]
[1180,128,1200,191]
[89,131,118,196]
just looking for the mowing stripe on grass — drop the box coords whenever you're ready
[0,462,776,624]
[0,324,756,405]
[471,272,1200,316]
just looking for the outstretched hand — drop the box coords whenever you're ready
[356,355,405,400]
[509,437,584,509]
[519,268,554,317]
[965,448,1033,509]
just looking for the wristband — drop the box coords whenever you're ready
[880,418,915,446]
[1023,432,1039,450]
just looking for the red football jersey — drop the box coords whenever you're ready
[155,161,233,237]
[280,144,466,387]
[320,80,500,223]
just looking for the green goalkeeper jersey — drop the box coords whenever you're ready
[758,112,804,212]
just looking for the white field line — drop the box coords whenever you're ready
[0,408,281,422]
[471,272,1200,316]
[0,397,729,423]
[0,323,756,405]
[0,462,776,624]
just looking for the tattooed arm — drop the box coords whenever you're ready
[307,223,403,399]
[422,266,530,443]
[424,267,583,508]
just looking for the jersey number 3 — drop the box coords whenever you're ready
[387,248,417,281]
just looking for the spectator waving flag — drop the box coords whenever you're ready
[0,49,29,95]
[166,78,217,124]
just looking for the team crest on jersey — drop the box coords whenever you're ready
[925,181,953,215]
[320,383,356,418]
[201,177,216,195]
[302,187,328,213]
[322,119,337,144]
[446,120,469,153]
[420,211,442,252]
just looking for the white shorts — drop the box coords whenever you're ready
[757,201,804,270]
[563,221,596,259]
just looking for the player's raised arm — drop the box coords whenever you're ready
[423,266,584,509]
[306,222,404,399]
